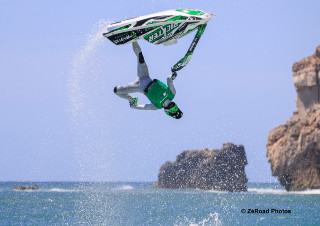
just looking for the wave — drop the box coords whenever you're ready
[45,188,80,193]
[207,190,228,194]
[248,188,286,194]
[248,188,320,195]
[289,189,320,195]
[116,185,134,190]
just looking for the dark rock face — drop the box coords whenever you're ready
[153,143,248,192]
[267,45,320,191]
[12,185,39,190]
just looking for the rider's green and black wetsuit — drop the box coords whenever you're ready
[114,42,176,110]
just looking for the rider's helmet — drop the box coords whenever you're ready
[164,101,183,119]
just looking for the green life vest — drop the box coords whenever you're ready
[144,79,175,109]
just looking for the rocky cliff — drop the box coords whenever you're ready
[267,45,320,191]
[153,143,248,192]
[292,45,320,117]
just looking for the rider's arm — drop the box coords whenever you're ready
[167,75,176,96]
[130,103,158,110]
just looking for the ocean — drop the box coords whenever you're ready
[0,182,319,225]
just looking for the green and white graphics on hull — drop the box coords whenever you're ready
[103,9,212,72]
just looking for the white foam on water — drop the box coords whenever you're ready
[248,188,320,195]
[46,188,80,193]
[12,188,79,193]
[290,189,320,195]
[174,212,222,226]
[207,189,228,194]
[116,185,134,190]
[248,188,286,194]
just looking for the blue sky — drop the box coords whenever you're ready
[1,0,320,182]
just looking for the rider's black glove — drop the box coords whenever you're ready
[171,71,177,80]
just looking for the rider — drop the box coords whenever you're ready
[113,41,183,119]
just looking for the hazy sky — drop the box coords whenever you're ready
[1,0,320,183]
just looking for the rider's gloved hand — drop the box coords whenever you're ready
[171,71,177,80]
[129,97,138,108]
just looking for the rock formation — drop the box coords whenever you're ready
[267,45,320,191]
[153,143,248,192]
[292,45,320,117]
[12,184,39,190]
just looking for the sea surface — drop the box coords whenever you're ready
[0,182,319,225]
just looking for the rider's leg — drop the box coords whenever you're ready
[132,42,150,80]
[113,81,139,102]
